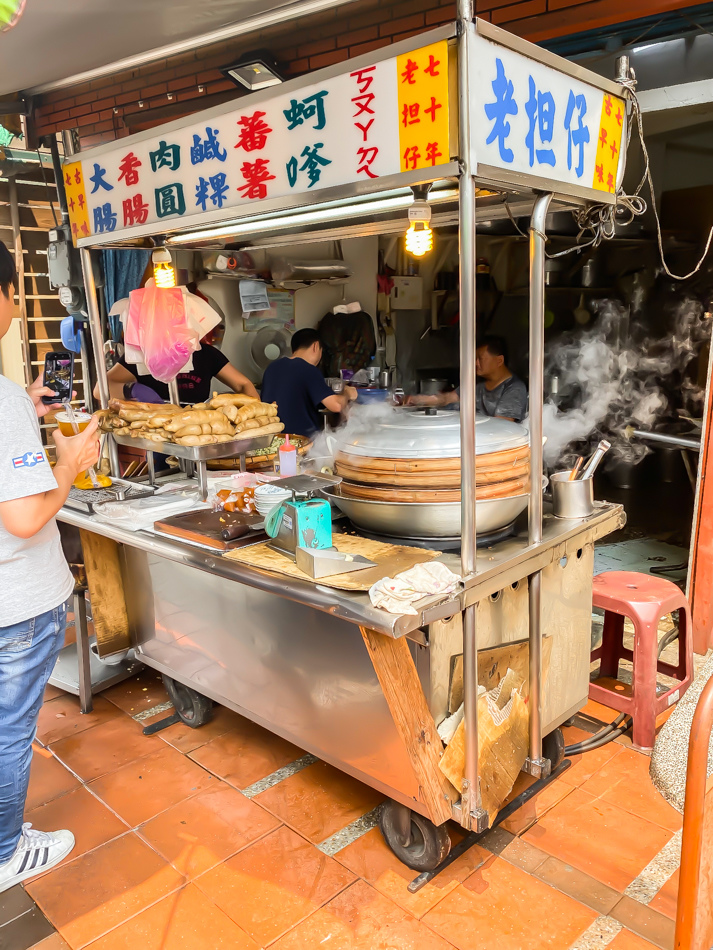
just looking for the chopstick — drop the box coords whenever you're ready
[569,456,584,481]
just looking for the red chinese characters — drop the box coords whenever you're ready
[235,111,273,152]
[398,44,448,173]
[118,152,141,187]
[234,111,275,200]
[122,194,149,227]
[350,65,379,180]
[237,159,275,200]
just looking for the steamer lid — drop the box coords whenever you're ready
[335,408,529,460]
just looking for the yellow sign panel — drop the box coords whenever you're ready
[592,92,625,195]
[397,40,450,174]
[62,161,91,241]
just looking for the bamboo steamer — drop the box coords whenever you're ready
[335,452,529,488]
[340,474,530,503]
[331,408,532,538]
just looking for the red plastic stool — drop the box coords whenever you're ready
[590,571,693,751]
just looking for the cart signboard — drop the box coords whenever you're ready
[471,23,627,203]
[63,36,453,246]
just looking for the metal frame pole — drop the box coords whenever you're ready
[62,127,120,475]
[524,192,553,777]
[80,246,120,474]
[456,0,487,833]
[8,178,31,388]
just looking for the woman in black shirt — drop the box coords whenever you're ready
[100,331,258,405]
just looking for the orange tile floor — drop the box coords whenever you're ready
[2,672,683,950]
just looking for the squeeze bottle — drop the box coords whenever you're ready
[278,435,297,476]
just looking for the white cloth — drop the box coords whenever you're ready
[369,561,461,616]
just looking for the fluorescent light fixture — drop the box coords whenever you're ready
[167,184,459,246]
[221,51,282,91]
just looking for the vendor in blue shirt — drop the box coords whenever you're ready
[261,328,357,437]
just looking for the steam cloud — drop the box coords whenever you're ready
[541,297,708,467]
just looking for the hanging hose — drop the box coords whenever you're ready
[657,626,680,657]
[564,712,633,755]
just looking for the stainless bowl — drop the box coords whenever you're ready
[323,487,530,539]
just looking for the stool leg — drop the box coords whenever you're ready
[675,608,688,682]
[74,590,93,714]
[632,618,658,751]
[598,611,625,679]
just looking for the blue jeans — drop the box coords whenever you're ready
[0,604,66,862]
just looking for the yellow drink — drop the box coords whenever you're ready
[55,411,110,489]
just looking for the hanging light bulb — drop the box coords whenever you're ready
[152,246,176,288]
[405,220,434,257]
[405,195,433,258]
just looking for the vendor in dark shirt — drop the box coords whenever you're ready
[261,328,357,437]
[98,327,259,405]
[406,336,528,423]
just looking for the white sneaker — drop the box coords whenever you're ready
[0,823,75,892]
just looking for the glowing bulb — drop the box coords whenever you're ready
[154,261,176,288]
[152,247,176,288]
[405,221,433,257]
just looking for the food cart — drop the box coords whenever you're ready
[57,2,630,870]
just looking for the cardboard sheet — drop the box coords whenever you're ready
[224,533,440,591]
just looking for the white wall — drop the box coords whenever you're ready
[197,235,378,386]
[0,316,26,387]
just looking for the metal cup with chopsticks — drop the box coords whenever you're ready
[553,440,610,519]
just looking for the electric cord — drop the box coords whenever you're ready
[36,147,59,228]
[564,712,633,754]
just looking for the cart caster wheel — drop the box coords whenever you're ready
[379,800,451,872]
[543,727,565,769]
[162,676,213,728]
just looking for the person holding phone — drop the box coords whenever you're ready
[0,241,100,892]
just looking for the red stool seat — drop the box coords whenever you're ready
[590,571,693,751]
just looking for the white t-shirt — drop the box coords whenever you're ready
[0,376,73,627]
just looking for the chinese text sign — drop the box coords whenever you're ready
[471,34,625,197]
[64,40,451,244]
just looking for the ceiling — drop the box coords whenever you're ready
[0,0,319,97]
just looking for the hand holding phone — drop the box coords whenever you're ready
[42,351,74,405]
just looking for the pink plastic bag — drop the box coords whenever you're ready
[126,285,199,383]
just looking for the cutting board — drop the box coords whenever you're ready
[154,508,265,551]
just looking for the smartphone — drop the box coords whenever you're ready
[42,351,74,405]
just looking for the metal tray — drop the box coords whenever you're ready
[64,477,154,513]
[111,432,272,461]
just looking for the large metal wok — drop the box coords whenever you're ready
[323,485,530,539]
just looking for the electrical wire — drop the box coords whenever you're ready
[36,147,59,228]
[564,712,633,754]
[503,70,713,279]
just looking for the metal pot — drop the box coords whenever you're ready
[323,486,530,538]
[419,377,449,395]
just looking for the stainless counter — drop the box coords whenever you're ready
[58,501,625,638]
[58,499,624,818]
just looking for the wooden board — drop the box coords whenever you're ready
[361,626,456,825]
[225,533,440,591]
[339,474,529,503]
[78,529,131,657]
[154,508,265,551]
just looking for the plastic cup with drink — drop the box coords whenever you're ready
[55,409,109,489]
